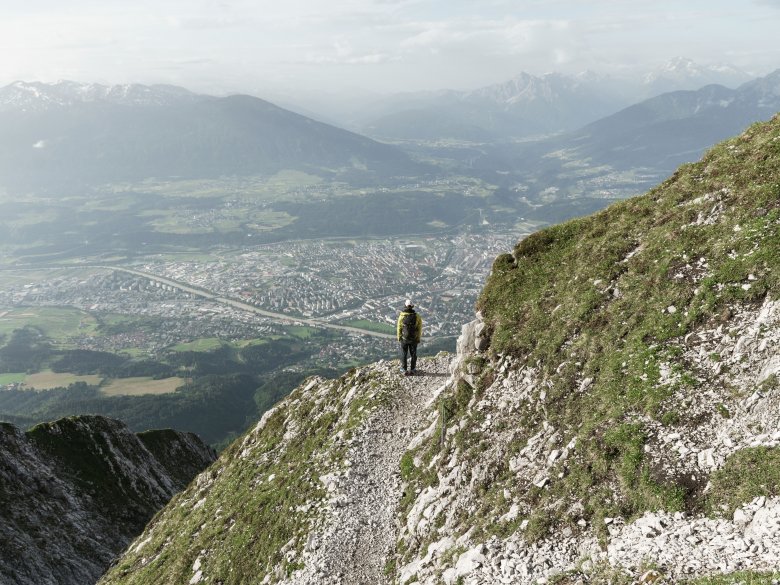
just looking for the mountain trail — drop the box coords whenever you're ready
[289,354,451,585]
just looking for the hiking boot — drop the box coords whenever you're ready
[404,370,411,376]
[410,370,417,376]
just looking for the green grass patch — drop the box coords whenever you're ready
[342,319,396,335]
[100,368,387,585]
[441,116,780,541]
[169,338,225,352]
[265,169,324,189]
[283,325,319,339]
[690,572,780,585]
[706,447,780,516]
[0,307,99,343]
[0,372,26,385]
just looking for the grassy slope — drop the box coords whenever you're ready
[473,113,780,533]
[99,368,390,585]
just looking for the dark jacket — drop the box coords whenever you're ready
[397,308,423,343]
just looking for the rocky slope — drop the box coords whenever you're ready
[0,415,215,585]
[101,114,780,584]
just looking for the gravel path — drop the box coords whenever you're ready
[289,355,450,585]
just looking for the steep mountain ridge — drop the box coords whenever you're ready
[499,69,780,208]
[0,415,215,585]
[541,69,780,172]
[101,114,780,584]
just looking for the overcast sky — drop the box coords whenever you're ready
[3,0,780,97]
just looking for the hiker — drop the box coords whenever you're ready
[397,299,423,376]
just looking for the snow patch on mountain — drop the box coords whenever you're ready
[0,80,205,112]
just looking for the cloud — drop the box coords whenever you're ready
[398,17,578,62]
[3,0,779,95]
[302,38,395,65]
[166,15,245,30]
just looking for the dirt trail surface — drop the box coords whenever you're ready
[286,355,451,585]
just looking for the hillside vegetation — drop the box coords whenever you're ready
[474,112,780,529]
[100,114,780,584]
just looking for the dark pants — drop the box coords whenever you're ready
[400,341,418,371]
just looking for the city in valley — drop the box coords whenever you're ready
[0,229,527,377]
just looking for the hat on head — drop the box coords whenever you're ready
[405,298,414,307]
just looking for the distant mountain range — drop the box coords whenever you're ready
[357,67,780,219]
[1,65,777,222]
[360,72,627,141]
[353,58,756,142]
[519,68,780,182]
[0,81,418,192]
[642,57,753,97]
[0,80,203,112]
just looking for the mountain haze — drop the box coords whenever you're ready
[100,114,780,583]
[363,72,627,142]
[553,69,780,171]
[642,57,753,97]
[355,59,754,143]
[0,82,418,192]
[490,69,780,210]
[0,81,203,112]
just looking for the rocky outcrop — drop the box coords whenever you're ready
[99,300,780,584]
[449,311,490,388]
[0,415,215,585]
[394,296,780,583]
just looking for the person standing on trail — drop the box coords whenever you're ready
[397,299,422,376]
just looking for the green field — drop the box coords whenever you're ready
[146,207,296,235]
[0,268,102,287]
[76,193,139,212]
[170,338,225,352]
[342,319,396,335]
[21,370,103,390]
[234,338,274,347]
[246,210,296,231]
[0,372,26,385]
[170,337,278,352]
[0,306,100,343]
[101,376,187,396]
[116,171,321,203]
[282,325,319,339]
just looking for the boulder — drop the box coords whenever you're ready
[455,545,486,578]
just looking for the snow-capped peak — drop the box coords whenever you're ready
[643,57,752,93]
[0,80,203,112]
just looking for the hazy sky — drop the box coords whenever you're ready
[3,0,780,96]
